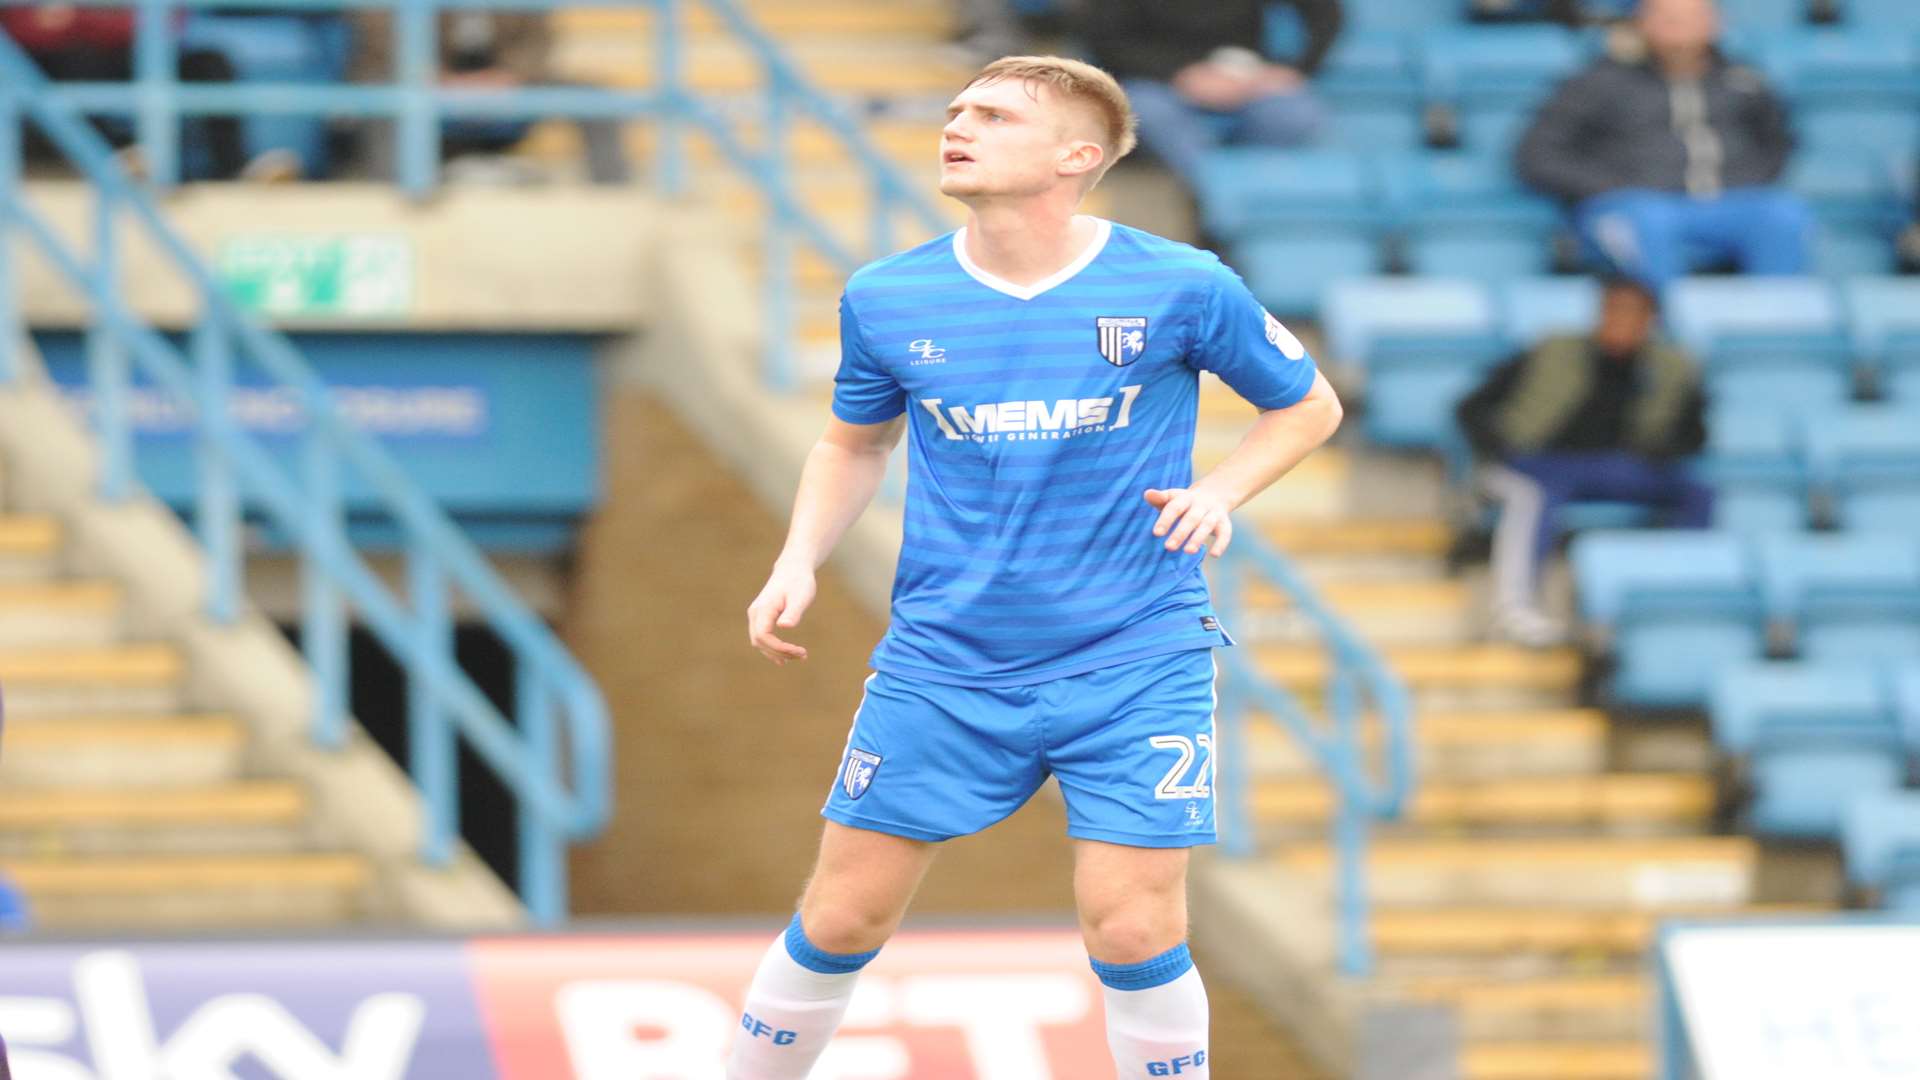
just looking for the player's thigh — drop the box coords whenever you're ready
[1045,649,1220,849]
[821,671,1047,843]
[798,820,939,953]
[1073,839,1192,963]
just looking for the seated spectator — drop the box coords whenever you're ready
[1457,277,1711,646]
[1515,0,1811,290]
[351,10,630,186]
[2,3,250,179]
[1085,0,1341,192]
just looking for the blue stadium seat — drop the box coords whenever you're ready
[1713,661,1902,838]
[1758,532,1920,661]
[1842,0,1920,29]
[1846,277,1920,403]
[1664,277,1854,408]
[1702,407,1809,533]
[1807,406,1920,532]
[1572,530,1765,708]
[1194,148,1382,236]
[1346,0,1460,31]
[1499,276,1599,348]
[1303,28,1422,103]
[1383,153,1557,280]
[1235,231,1385,316]
[1716,0,1810,28]
[1323,101,1426,151]
[1813,226,1899,279]
[1322,277,1506,448]
[1843,791,1920,913]
[1758,29,1920,98]
[1421,27,1590,154]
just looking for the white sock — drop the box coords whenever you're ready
[726,914,876,1080]
[1094,944,1211,1079]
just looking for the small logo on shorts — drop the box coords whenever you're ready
[1186,802,1205,827]
[1200,615,1221,633]
[843,748,883,800]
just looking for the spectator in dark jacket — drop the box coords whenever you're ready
[1515,0,1811,290]
[2,4,248,179]
[1458,277,1711,645]
[1086,0,1341,191]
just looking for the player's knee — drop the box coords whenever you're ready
[1082,904,1185,966]
[798,902,898,956]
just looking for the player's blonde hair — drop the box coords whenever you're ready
[965,56,1138,183]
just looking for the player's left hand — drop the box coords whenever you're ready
[1144,487,1234,558]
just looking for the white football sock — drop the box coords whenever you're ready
[1094,944,1211,1079]
[726,914,877,1080]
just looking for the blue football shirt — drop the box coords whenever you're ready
[832,219,1319,687]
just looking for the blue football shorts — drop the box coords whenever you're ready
[821,647,1219,848]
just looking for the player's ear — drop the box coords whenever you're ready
[1059,138,1104,181]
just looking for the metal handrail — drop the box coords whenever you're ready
[0,36,609,925]
[1213,532,1416,976]
[30,0,952,389]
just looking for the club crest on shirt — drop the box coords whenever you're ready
[843,748,883,800]
[1096,316,1149,367]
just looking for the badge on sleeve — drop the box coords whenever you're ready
[1264,310,1306,360]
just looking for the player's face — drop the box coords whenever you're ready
[938,78,1092,201]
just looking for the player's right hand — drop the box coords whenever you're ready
[747,563,815,665]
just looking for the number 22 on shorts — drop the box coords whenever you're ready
[1148,733,1214,800]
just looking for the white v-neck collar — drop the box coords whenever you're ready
[951,217,1112,301]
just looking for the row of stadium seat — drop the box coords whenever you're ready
[1322,276,1920,447]
[1573,530,1920,707]
[1707,406,1920,533]
[1341,0,1920,31]
[1209,149,1914,308]
[1711,660,1920,839]
[1844,790,1920,911]
[1287,24,1920,150]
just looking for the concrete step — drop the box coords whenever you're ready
[1399,975,1651,1043]
[0,644,186,713]
[1245,709,1610,782]
[1237,578,1475,646]
[2,853,372,928]
[1256,774,1715,836]
[1461,1040,1651,1080]
[0,781,309,856]
[1253,644,1584,711]
[1370,904,1828,966]
[0,580,123,647]
[0,514,62,580]
[555,37,972,95]
[554,2,956,39]
[0,715,247,788]
[1254,516,1453,582]
[1277,836,1757,909]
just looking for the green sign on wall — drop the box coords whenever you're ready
[218,234,413,317]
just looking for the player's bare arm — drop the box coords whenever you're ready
[1146,370,1343,557]
[747,414,906,665]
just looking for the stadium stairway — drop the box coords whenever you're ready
[0,340,521,933]
[1192,369,1846,1080]
[540,0,1108,376]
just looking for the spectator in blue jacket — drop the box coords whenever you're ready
[1516,0,1811,289]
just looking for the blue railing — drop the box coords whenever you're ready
[0,36,610,925]
[27,0,948,390]
[1214,533,1416,976]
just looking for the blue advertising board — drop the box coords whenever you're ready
[31,332,602,552]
